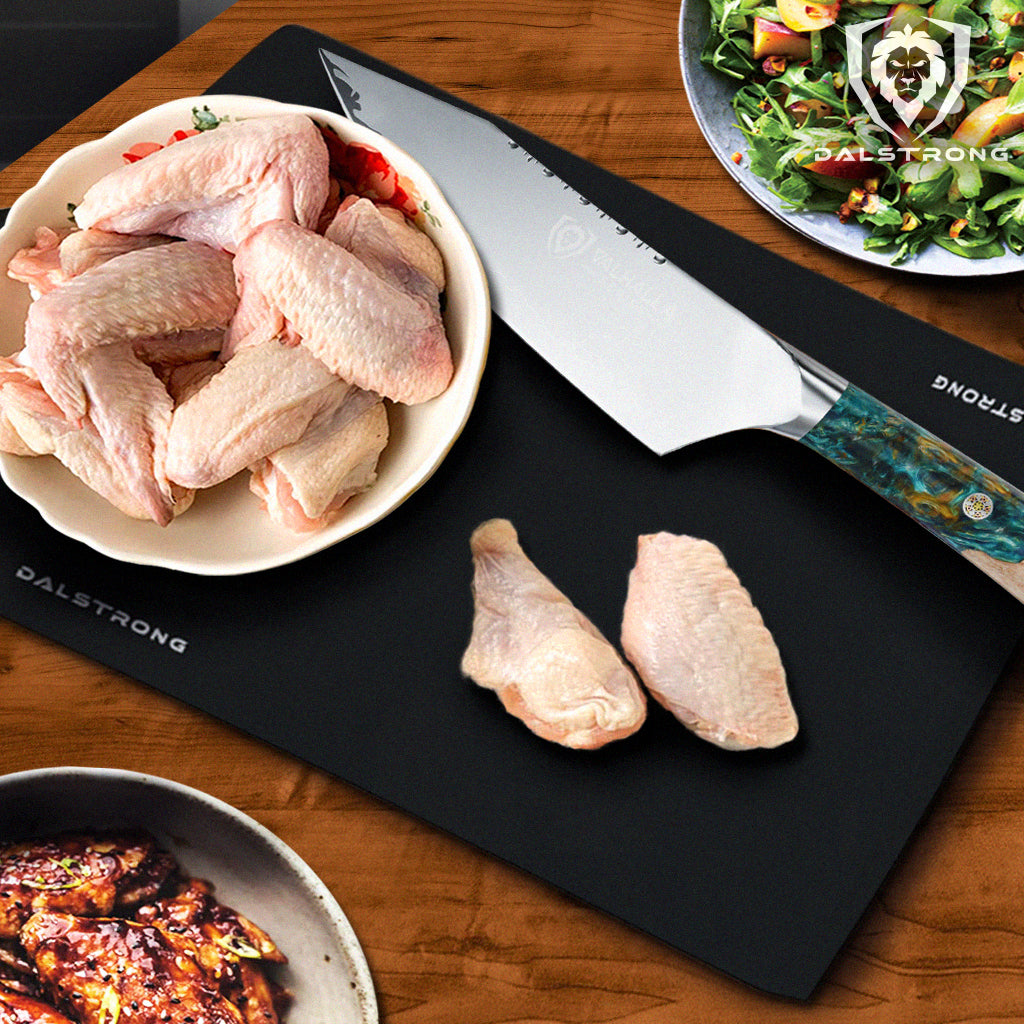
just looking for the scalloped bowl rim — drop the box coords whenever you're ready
[0,95,491,574]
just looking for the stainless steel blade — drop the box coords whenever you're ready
[320,48,806,455]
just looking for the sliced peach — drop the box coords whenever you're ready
[891,122,926,159]
[951,96,1024,147]
[752,16,813,59]
[1009,51,1024,83]
[882,2,927,34]
[797,144,883,178]
[777,0,841,31]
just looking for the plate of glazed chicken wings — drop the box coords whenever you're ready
[0,767,376,1024]
[0,96,490,574]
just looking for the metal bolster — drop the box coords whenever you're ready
[767,340,847,441]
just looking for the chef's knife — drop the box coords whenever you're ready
[321,46,1024,603]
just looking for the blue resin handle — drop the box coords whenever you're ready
[801,384,1024,601]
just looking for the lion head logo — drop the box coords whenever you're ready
[870,24,947,126]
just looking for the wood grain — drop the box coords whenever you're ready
[1,2,1023,1021]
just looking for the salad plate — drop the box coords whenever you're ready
[678,0,1024,275]
[0,95,490,575]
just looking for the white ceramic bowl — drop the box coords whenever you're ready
[0,766,377,1024]
[0,95,491,574]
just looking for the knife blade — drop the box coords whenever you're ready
[321,46,1024,602]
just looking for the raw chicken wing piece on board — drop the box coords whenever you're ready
[462,519,646,750]
[71,113,330,254]
[621,532,797,751]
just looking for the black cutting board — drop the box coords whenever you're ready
[2,25,1023,1000]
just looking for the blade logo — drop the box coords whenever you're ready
[846,16,970,142]
[546,215,679,325]
[547,215,597,257]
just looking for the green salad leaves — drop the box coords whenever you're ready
[701,0,1024,262]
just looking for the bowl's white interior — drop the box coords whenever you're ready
[0,96,490,574]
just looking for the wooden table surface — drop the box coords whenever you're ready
[1,2,1023,1021]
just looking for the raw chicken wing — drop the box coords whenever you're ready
[324,196,443,305]
[620,533,797,750]
[165,339,345,489]
[462,519,646,749]
[225,219,452,404]
[0,355,195,520]
[7,226,171,298]
[22,241,237,524]
[249,385,388,532]
[72,113,330,253]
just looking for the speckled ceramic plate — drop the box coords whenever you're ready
[0,96,490,574]
[678,0,1024,274]
[0,766,377,1024]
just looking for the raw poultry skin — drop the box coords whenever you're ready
[324,196,443,306]
[136,879,288,1024]
[21,241,238,524]
[7,227,171,298]
[620,533,797,751]
[164,339,345,490]
[249,385,388,532]
[462,519,647,750]
[225,219,452,404]
[72,114,330,254]
[0,355,196,521]
[0,832,175,940]
[20,913,245,1024]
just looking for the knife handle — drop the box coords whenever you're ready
[799,383,1024,603]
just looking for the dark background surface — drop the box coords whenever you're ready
[2,21,1024,1003]
[0,0,233,170]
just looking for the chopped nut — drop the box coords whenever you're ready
[845,186,881,214]
[786,99,834,125]
[863,176,880,193]
[990,55,1007,69]
[832,71,846,89]
[730,151,743,164]
[949,218,969,239]
[757,97,772,112]
[900,211,920,232]
[762,56,787,76]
